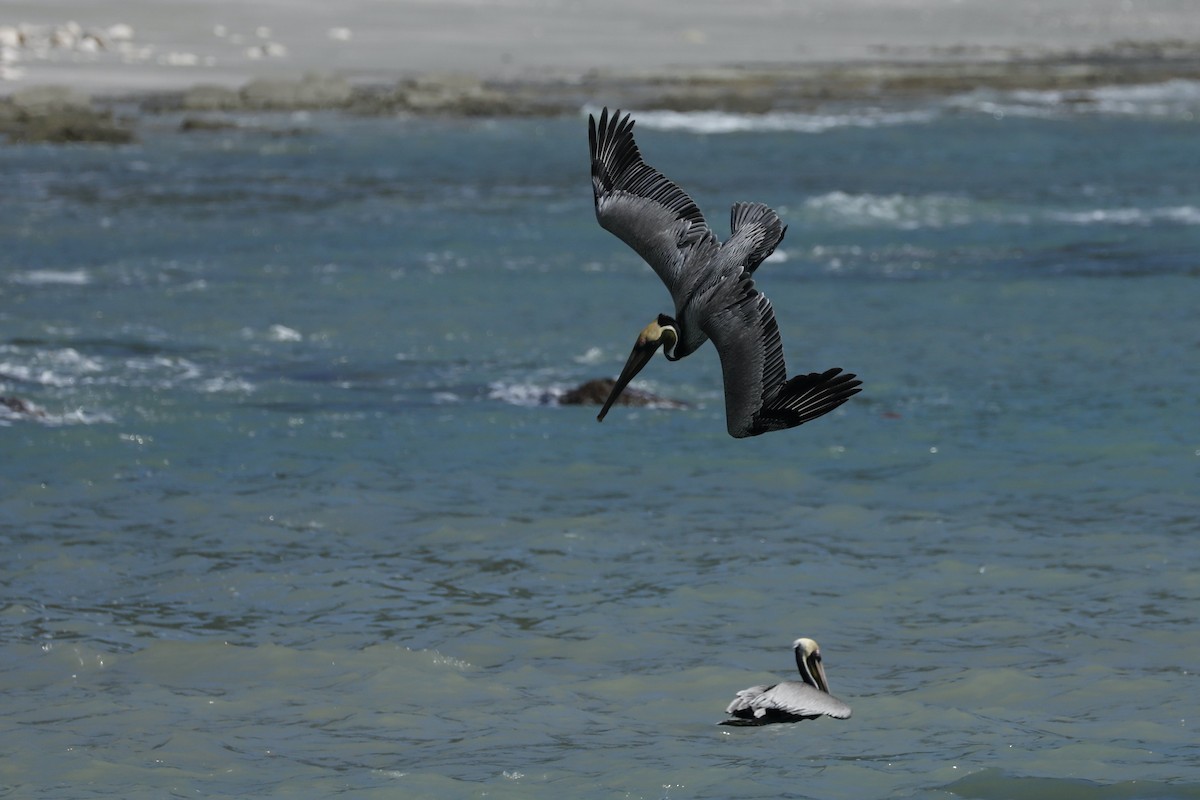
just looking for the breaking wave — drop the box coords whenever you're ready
[802,192,1200,230]
[1048,205,1200,226]
[803,191,977,229]
[487,381,571,407]
[0,398,114,427]
[586,80,1200,138]
[596,107,937,135]
[949,79,1200,120]
[8,269,92,286]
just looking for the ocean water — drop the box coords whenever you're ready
[2,84,1198,799]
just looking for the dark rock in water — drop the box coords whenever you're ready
[559,378,686,409]
[127,42,1200,123]
[1,396,46,417]
[0,86,135,145]
[179,84,243,112]
[343,74,560,117]
[239,73,354,111]
[179,116,239,132]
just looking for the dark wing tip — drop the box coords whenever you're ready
[752,367,862,434]
[589,107,641,193]
[588,106,617,150]
[588,107,708,237]
[717,717,764,727]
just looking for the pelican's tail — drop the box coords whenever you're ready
[752,368,861,435]
[717,716,768,727]
[728,201,787,274]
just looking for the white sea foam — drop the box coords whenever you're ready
[488,381,566,407]
[0,346,102,387]
[1048,205,1200,226]
[267,324,303,342]
[951,80,1200,120]
[0,401,114,427]
[1087,79,1200,117]
[199,375,255,394]
[572,347,605,365]
[803,191,975,229]
[9,269,91,286]
[796,190,1200,232]
[605,107,936,135]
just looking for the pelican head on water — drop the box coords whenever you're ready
[721,637,852,726]
[588,107,862,438]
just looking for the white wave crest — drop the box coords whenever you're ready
[611,107,936,134]
[951,79,1200,119]
[803,191,975,229]
[199,375,255,394]
[1049,205,1200,226]
[8,269,91,286]
[0,346,103,387]
[1,346,257,398]
[573,347,605,365]
[488,381,567,407]
[1087,79,1200,117]
[0,398,114,427]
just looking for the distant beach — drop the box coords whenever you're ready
[3,0,1200,144]
[3,0,1200,99]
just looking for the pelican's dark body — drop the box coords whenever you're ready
[588,108,861,438]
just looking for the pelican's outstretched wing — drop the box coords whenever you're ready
[724,681,852,724]
[589,107,717,302]
[727,201,787,275]
[702,274,861,438]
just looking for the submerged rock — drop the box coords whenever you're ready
[239,73,354,110]
[178,84,243,112]
[1,396,46,418]
[0,85,135,144]
[345,74,562,116]
[559,378,686,409]
[121,40,1200,122]
[179,116,239,132]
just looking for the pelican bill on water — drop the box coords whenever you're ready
[588,107,861,438]
[721,637,852,726]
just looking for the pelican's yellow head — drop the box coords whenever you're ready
[793,637,832,695]
[636,314,678,353]
[596,314,679,423]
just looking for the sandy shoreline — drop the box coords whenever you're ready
[3,0,1200,141]
[4,0,1200,95]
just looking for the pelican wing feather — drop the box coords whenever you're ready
[589,108,716,302]
[727,201,787,275]
[732,681,853,721]
[702,274,861,438]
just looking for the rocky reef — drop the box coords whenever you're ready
[559,378,686,410]
[0,84,134,143]
[142,39,1200,117]
[1,396,47,419]
[4,39,1200,144]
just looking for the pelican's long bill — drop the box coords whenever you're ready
[596,318,676,423]
[596,338,661,422]
[801,645,833,695]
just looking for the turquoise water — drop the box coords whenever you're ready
[2,86,1199,799]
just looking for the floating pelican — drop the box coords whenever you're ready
[721,637,852,726]
[589,108,861,438]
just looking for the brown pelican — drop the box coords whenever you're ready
[721,637,852,726]
[589,108,861,438]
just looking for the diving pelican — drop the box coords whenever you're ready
[721,637,852,726]
[589,107,861,438]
